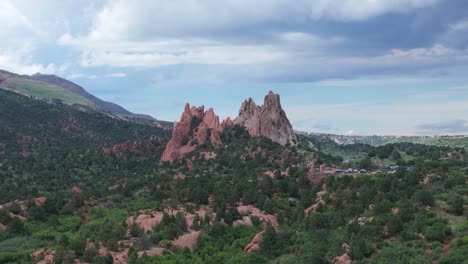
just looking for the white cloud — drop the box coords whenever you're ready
[57,0,440,69]
[309,0,437,21]
[390,44,455,57]
[0,45,67,75]
[67,72,127,79]
[0,1,33,29]
[450,19,468,31]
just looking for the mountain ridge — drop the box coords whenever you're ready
[0,69,160,122]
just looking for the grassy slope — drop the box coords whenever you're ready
[1,78,94,106]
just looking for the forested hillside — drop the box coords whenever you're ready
[0,90,466,264]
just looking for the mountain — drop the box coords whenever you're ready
[0,89,170,152]
[161,91,297,163]
[0,70,94,106]
[0,69,159,122]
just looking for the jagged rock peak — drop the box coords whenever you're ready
[234,91,297,146]
[161,103,223,163]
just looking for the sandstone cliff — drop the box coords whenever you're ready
[161,91,297,162]
[234,91,297,146]
[161,103,228,163]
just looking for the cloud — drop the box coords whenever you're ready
[416,119,468,134]
[0,1,33,29]
[439,17,468,49]
[56,0,447,78]
[308,0,438,21]
[0,45,67,75]
[67,72,127,79]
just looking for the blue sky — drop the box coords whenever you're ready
[1,0,468,135]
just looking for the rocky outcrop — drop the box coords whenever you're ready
[161,91,296,162]
[234,91,297,146]
[173,231,201,251]
[244,231,265,252]
[161,104,224,163]
[237,205,279,229]
[222,117,233,129]
[103,136,162,157]
[332,253,351,264]
[31,249,55,264]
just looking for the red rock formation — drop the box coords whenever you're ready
[103,137,162,157]
[31,249,55,264]
[174,173,186,180]
[173,231,201,251]
[186,159,194,170]
[222,117,233,129]
[201,152,217,160]
[237,205,279,229]
[161,103,224,163]
[138,247,168,257]
[244,231,265,252]
[233,216,253,227]
[304,186,327,217]
[103,140,138,156]
[126,206,215,233]
[0,223,6,231]
[9,212,27,222]
[19,150,30,157]
[72,185,81,195]
[332,253,351,264]
[234,91,297,146]
[34,197,46,206]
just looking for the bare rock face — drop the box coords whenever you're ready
[234,91,297,146]
[161,104,223,163]
[222,117,233,129]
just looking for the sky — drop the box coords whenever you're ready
[1,0,468,136]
